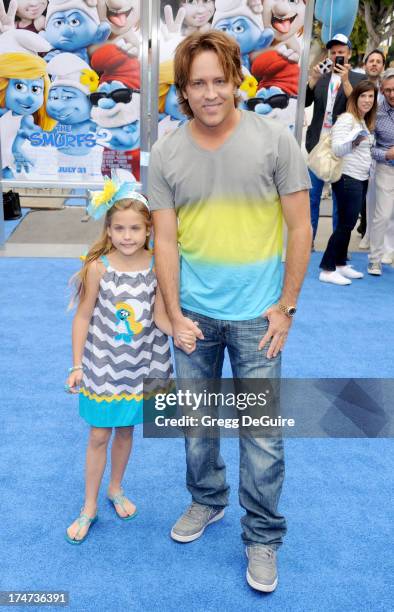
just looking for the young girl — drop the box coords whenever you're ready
[319,80,378,285]
[65,178,195,544]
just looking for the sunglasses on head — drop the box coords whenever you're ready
[89,88,140,106]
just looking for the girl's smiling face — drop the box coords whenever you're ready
[181,0,215,28]
[5,78,44,115]
[107,208,149,257]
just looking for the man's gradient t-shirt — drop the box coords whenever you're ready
[148,111,311,321]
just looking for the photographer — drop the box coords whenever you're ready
[305,34,365,245]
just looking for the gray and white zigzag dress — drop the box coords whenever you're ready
[79,255,173,427]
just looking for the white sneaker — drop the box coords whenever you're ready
[319,270,351,285]
[359,237,370,249]
[336,265,364,279]
[381,252,393,265]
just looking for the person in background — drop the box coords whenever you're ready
[357,49,386,243]
[305,33,364,248]
[368,69,394,276]
[319,81,377,285]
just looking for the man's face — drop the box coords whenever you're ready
[381,77,394,107]
[365,53,384,79]
[329,44,351,63]
[183,50,236,128]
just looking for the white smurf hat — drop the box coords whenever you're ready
[45,0,100,26]
[212,0,263,30]
[47,53,99,94]
[0,29,51,54]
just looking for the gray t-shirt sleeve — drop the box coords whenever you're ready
[274,128,311,196]
[147,143,175,211]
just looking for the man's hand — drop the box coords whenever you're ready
[258,306,292,359]
[172,315,204,354]
[333,62,351,85]
[385,146,394,161]
[308,63,323,89]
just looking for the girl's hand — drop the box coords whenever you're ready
[66,370,83,394]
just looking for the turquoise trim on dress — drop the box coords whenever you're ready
[101,255,110,269]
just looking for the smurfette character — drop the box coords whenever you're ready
[212,0,274,71]
[16,0,48,32]
[158,60,187,137]
[42,0,111,63]
[46,53,99,156]
[114,302,143,343]
[90,44,140,180]
[0,29,56,177]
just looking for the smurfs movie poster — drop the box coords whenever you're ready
[158,0,308,134]
[0,0,141,183]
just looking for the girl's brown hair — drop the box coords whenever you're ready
[174,30,244,119]
[71,199,151,305]
[346,80,378,131]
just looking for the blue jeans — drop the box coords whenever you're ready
[309,169,338,239]
[320,174,368,271]
[174,309,287,549]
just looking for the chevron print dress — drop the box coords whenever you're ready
[79,255,173,427]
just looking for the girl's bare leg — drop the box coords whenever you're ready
[108,426,136,517]
[67,427,112,541]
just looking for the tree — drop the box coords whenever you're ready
[359,0,394,54]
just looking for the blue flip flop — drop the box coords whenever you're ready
[65,510,98,544]
[107,489,138,521]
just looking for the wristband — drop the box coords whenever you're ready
[69,365,83,373]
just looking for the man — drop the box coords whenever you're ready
[358,49,386,246]
[368,68,394,276]
[363,49,385,85]
[148,31,311,592]
[305,33,364,244]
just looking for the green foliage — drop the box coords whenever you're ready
[350,14,368,64]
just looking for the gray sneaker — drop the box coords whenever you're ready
[246,545,278,592]
[170,502,224,543]
[368,262,382,276]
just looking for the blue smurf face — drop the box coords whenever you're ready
[47,86,91,123]
[164,84,186,121]
[214,17,262,54]
[45,10,103,50]
[5,78,44,116]
[106,123,140,151]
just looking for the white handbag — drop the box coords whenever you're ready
[307,131,343,183]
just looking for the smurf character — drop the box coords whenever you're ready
[16,0,48,32]
[45,53,99,156]
[315,0,359,44]
[162,1,215,36]
[95,0,140,56]
[212,0,274,71]
[90,43,140,180]
[158,60,187,137]
[0,29,56,177]
[248,49,298,127]
[42,0,111,63]
[260,0,306,63]
[114,302,143,343]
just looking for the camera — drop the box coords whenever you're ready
[335,56,345,67]
[318,58,333,74]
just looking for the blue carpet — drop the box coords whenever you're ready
[0,257,393,611]
[3,208,30,241]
